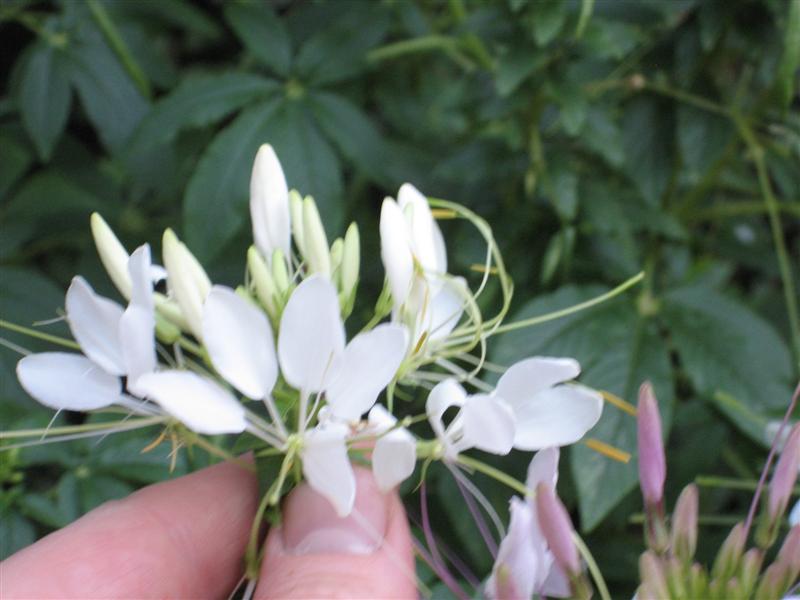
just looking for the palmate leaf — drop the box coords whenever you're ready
[663,284,795,444]
[223,1,292,76]
[491,286,674,532]
[18,43,72,161]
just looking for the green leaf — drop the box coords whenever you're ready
[582,107,624,167]
[677,104,733,181]
[622,96,674,206]
[130,72,279,149]
[223,2,292,76]
[0,510,36,559]
[64,22,149,153]
[491,286,673,531]
[308,91,393,186]
[294,7,390,86]
[0,129,33,200]
[531,0,567,46]
[544,160,578,220]
[495,45,547,96]
[18,43,72,161]
[183,99,282,261]
[78,475,134,513]
[663,285,794,444]
[776,0,800,109]
[5,170,108,221]
[108,0,222,42]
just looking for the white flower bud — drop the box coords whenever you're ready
[341,222,360,301]
[248,245,277,316]
[302,196,331,277]
[90,213,132,299]
[162,229,210,339]
[249,144,290,259]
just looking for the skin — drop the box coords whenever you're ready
[0,460,416,599]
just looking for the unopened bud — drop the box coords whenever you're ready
[687,563,708,599]
[330,238,344,285]
[639,551,668,599]
[739,549,763,598]
[671,484,699,563]
[637,381,666,507]
[535,483,581,576]
[289,190,305,255]
[341,222,360,299]
[248,246,277,316]
[711,522,746,581]
[754,562,794,600]
[249,144,290,259]
[162,228,210,339]
[302,196,331,277]
[91,212,132,299]
[776,525,800,577]
[665,557,687,598]
[271,249,290,296]
[768,424,800,521]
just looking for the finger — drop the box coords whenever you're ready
[1,458,258,599]
[255,467,417,599]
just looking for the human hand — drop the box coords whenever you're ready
[0,460,416,599]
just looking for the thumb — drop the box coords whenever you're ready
[255,467,417,599]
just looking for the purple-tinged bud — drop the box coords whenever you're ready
[739,548,763,598]
[688,563,708,599]
[638,551,668,600]
[664,557,687,598]
[535,483,581,576]
[711,522,746,581]
[637,382,666,507]
[768,424,800,521]
[671,484,699,563]
[776,525,800,577]
[754,562,794,600]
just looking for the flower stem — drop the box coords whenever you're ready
[455,454,528,496]
[572,532,612,600]
[0,319,80,350]
[491,271,645,335]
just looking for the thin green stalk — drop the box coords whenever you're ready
[368,35,459,63]
[0,416,165,440]
[86,0,151,99]
[0,319,80,350]
[574,0,595,39]
[456,454,528,496]
[734,114,800,368]
[695,475,800,494]
[573,532,612,600]
[492,271,644,335]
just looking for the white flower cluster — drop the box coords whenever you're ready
[16,145,603,520]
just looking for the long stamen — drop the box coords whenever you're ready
[448,463,499,558]
[262,395,288,438]
[420,481,469,600]
[585,438,632,463]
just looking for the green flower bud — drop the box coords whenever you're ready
[739,548,763,598]
[302,195,330,276]
[162,228,210,339]
[711,522,746,582]
[90,212,132,299]
[271,249,290,296]
[329,238,344,286]
[639,551,669,599]
[671,484,699,563]
[248,245,277,316]
[289,190,305,255]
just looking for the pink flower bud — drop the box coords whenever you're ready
[768,423,800,520]
[637,382,666,506]
[535,483,580,576]
[638,551,668,599]
[776,525,800,575]
[671,484,699,562]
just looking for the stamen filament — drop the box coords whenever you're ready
[584,438,632,463]
[600,390,637,416]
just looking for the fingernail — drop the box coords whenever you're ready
[281,467,389,555]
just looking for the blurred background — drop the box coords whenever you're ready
[1,0,798,595]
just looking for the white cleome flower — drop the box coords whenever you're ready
[367,404,417,492]
[277,275,409,516]
[17,244,157,411]
[379,184,465,347]
[486,448,571,599]
[250,144,291,261]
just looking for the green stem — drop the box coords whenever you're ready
[574,0,595,39]
[455,454,528,496]
[0,319,80,350]
[572,532,612,600]
[695,475,800,494]
[367,35,459,63]
[86,0,151,99]
[733,114,800,368]
[0,416,165,440]
[492,271,644,335]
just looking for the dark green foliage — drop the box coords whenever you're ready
[1,0,798,592]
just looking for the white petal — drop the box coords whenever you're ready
[397,183,446,274]
[426,278,465,341]
[486,497,539,600]
[278,276,345,392]
[496,357,581,407]
[380,198,414,308]
[367,404,396,432]
[325,324,409,421]
[250,144,291,258]
[119,305,156,395]
[203,286,278,400]
[540,562,571,598]
[460,394,515,455]
[425,379,467,442]
[373,427,416,492]
[136,371,247,434]
[526,447,560,491]
[128,244,154,310]
[512,384,603,450]
[16,353,121,411]
[301,424,356,517]
[65,276,125,375]
[790,498,800,527]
